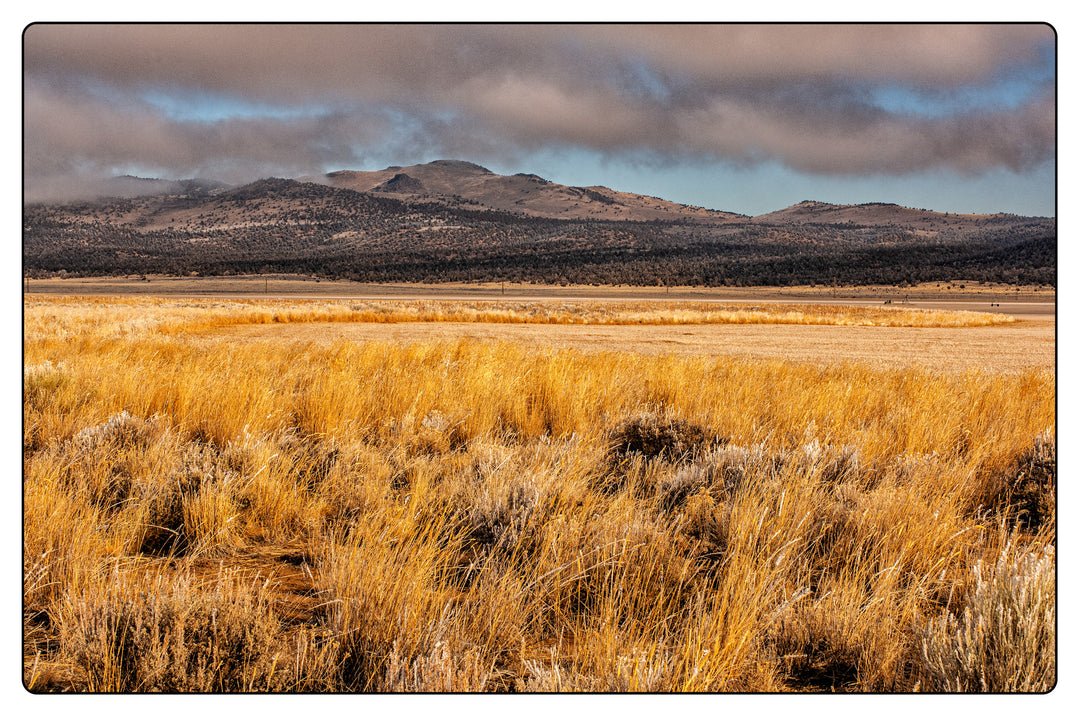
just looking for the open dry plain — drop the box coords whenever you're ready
[28,276,1055,373]
[199,287,1054,375]
[214,313,1053,374]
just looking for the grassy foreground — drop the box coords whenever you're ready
[23,297,1054,692]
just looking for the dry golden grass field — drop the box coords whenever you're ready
[23,291,1055,693]
[217,317,1052,374]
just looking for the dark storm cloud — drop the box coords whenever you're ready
[23,24,1055,200]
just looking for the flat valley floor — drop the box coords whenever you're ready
[209,303,1054,375]
[29,277,1055,374]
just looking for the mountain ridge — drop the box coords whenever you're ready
[23,170,1055,288]
[38,159,1049,227]
[303,160,748,223]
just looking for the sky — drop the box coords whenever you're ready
[22,23,1056,216]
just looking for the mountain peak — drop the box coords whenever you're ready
[425,159,493,173]
[373,173,425,193]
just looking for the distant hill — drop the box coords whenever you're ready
[750,200,1032,229]
[23,162,1056,287]
[93,175,232,200]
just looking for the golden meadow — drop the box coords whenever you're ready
[23,296,1054,692]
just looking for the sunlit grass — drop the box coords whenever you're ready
[23,297,1052,692]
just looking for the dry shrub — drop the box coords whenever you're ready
[466,473,542,553]
[312,442,397,530]
[517,657,599,692]
[29,410,244,558]
[598,411,720,497]
[136,443,239,557]
[609,411,716,462]
[411,409,472,455]
[791,441,866,486]
[678,488,731,566]
[997,431,1056,533]
[60,411,166,513]
[72,410,158,452]
[382,640,492,692]
[56,568,289,692]
[773,602,863,692]
[658,442,775,512]
[918,540,1055,692]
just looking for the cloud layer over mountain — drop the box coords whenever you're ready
[24,24,1055,203]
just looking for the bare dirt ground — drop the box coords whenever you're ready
[212,316,1054,374]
